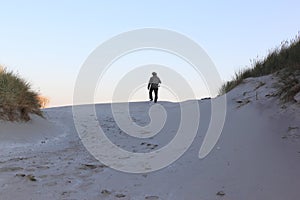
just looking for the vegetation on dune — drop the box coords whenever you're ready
[0,66,44,121]
[276,67,300,102]
[220,33,300,102]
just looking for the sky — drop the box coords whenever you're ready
[0,0,299,107]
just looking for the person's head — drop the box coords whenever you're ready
[152,72,157,76]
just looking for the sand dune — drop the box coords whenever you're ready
[0,74,300,200]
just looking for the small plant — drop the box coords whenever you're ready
[0,66,43,121]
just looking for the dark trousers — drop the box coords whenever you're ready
[149,87,158,103]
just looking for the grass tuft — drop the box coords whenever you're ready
[0,66,44,121]
[220,33,300,102]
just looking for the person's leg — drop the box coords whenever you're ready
[149,88,153,101]
[154,88,158,103]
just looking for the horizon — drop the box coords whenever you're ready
[44,98,211,109]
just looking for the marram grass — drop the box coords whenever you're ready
[0,66,44,121]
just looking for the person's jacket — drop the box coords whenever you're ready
[148,75,161,89]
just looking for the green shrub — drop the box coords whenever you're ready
[0,66,43,121]
[220,33,300,97]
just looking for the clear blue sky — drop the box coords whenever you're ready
[0,1,299,106]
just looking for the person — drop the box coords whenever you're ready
[147,72,161,103]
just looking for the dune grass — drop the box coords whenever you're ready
[0,66,43,121]
[220,34,300,101]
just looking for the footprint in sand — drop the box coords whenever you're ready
[145,196,159,200]
[15,173,37,181]
[78,164,107,170]
[140,142,159,150]
[101,189,112,196]
[115,193,126,198]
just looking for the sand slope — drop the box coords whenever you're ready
[0,75,300,200]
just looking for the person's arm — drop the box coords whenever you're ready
[148,77,152,89]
